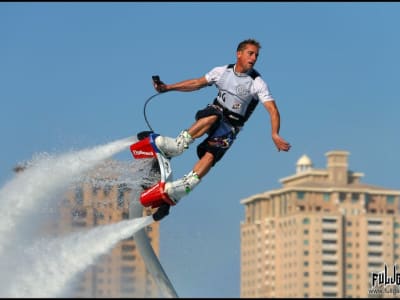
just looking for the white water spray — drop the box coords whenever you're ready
[0,136,165,297]
[4,216,154,298]
[0,136,136,253]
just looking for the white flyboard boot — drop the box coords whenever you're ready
[164,170,201,203]
[155,130,194,158]
[152,170,200,221]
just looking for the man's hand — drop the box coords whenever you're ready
[272,133,291,152]
[153,81,167,93]
[152,75,167,93]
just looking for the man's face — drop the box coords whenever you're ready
[236,44,259,72]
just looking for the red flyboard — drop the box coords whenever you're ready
[130,137,156,159]
[130,132,175,209]
[140,181,176,208]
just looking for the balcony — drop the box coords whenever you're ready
[322,254,339,261]
[321,222,338,230]
[322,285,339,293]
[322,233,339,240]
[367,224,383,232]
[368,255,383,263]
[322,243,339,250]
[322,275,338,282]
[368,245,383,252]
[321,264,339,271]
[368,235,383,242]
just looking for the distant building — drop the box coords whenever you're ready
[23,160,160,298]
[240,150,400,298]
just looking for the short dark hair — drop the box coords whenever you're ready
[237,39,261,52]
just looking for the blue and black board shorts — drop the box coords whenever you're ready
[195,104,241,166]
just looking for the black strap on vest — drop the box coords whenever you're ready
[215,64,260,126]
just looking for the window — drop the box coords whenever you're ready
[368,262,382,268]
[122,245,136,252]
[387,195,395,204]
[368,220,382,225]
[368,241,382,246]
[368,231,382,236]
[92,186,101,195]
[322,250,336,255]
[303,218,310,225]
[322,218,337,224]
[297,191,305,200]
[322,239,337,244]
[75,186,83,205]
[339,192,347,201]
[72,208,87,218]
[323,293,337,297]
[103,184,112,196]
[120,287,135,294]
[323,193,330,202]
[323,260,337,266]
[323,271,337,276]
[323,282,338,287]
[118,183,129,207]
[365,194,371,204]
[121,266,136,274]
[351,193,359,202]
[122,255,136,261]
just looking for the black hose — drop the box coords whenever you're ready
[143,92,162,132]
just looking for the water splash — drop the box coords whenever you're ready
[0,135,167,298]
[0,136,136,253]
[4,216,154,298]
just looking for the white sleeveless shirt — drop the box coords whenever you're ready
[205,64,274,118]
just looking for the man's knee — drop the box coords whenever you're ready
[202,151,215,165]
[195,105,222,121]
[201,114,219,125]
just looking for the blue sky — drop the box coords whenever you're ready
[1,2,400,297]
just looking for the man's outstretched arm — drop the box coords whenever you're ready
[154,76,209,93]
[263,100,291,152]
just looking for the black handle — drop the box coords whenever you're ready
[152,75,162,85]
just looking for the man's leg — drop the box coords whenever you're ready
[188,115,219,139]
[164,151,214,203]
[152,112,220,221]
[192,151,214,178]
[152,153,215,222]
[159,116,218,202]
[155,115,218,158]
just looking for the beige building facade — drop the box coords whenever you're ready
[240,150,400,298]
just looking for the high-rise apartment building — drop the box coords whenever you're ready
[240,150,400,298]
[42,159,160,298]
